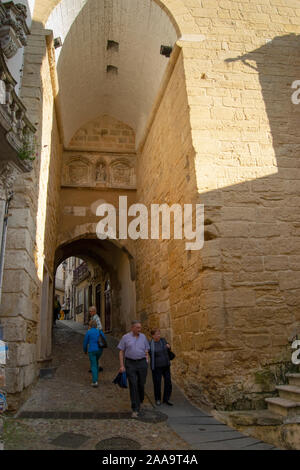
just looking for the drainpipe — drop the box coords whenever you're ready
[0,192,13,304]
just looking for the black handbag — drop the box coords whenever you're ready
[98,330,108,349]
[167,348,175,361]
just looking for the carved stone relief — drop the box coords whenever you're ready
[62,153,136,189]
[65,158,90,186]
[110,161,132,186]
[0,2,29,59]
[95,160,107,184]
[0,160,20,200]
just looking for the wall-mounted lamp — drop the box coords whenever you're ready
[54,37,62,49]
[160,45,172,58]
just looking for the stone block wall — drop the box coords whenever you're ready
[137,0,300,410]
[68,115,135,153]
[0,26,63,409]
[2,0,300,412]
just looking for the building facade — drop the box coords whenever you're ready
[0,0,300,412]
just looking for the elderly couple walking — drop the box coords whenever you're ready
[118,321,173,418]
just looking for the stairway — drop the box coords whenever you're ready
[265,373,300,418]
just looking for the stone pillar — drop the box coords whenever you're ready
[0,321,6,450]
[0,161,20,424]
[0,160,29,411]
[0,161,20,303]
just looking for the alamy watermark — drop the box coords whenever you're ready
[95,196,204,251]
[291,80,300,104]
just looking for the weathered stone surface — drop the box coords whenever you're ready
[1,318,27,342]
[2,0,300,413]
[5,367,24,393]
[7,343,37,368]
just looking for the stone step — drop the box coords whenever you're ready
[276,385,300,403]
[265,397,300,417]
[286,373,300,387]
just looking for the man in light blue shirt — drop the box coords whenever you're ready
[118,321,150,418]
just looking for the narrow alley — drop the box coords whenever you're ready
[2,322,276,450]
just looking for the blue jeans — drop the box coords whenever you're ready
[88,349,103,383]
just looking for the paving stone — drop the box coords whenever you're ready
[50,432,90,449]
[243,441,277,450]
[95,437,141,450]
[172,424,239,433]
[39,368,57,379]
[178,430,252,444]
[168,416,222,425]
[137,409,168,423]
[194,437,274,451]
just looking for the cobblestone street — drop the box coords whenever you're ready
[2,322,190,450]
[2,321,278,450]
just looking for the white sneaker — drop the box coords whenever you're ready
[92,382,98,387]
[131,411,139,418]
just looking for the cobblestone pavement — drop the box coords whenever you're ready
[3,322,191,450]
[2,321,277,450]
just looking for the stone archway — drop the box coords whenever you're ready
[32,0,198,37]
[54,228,137,335]
[1,0,199,411]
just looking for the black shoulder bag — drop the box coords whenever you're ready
[98,330,108,349]
[163,338,175,360]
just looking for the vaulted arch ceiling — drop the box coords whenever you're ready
[44,0,179,147]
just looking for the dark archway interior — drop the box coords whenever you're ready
[53,237,136,338]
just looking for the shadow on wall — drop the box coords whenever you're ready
[187,33,300,410]
[136,33,300,412]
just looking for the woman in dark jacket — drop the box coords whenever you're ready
[149,328,173,406]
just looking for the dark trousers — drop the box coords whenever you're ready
[152,365,172,402]
[125,358,148,412]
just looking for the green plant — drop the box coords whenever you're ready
[17,136,36,161]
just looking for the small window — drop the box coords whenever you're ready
[107,40,119,52]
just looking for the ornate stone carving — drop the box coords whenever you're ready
[65,157,90,186]
[95,160,107,183]
[0,2,30,58]
[0,160,20,200]
[110,160,132,186]
[62,153,136,189]
[0,46,36,172]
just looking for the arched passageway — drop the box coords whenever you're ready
[31,0,181,365]
[4,0,300,419]
[38,235,136,363]
[1,0,196,410]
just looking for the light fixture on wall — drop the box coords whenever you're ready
[54,37,62,49]
[160,45,172,58]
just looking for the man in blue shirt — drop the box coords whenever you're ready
[118,321,150,418]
